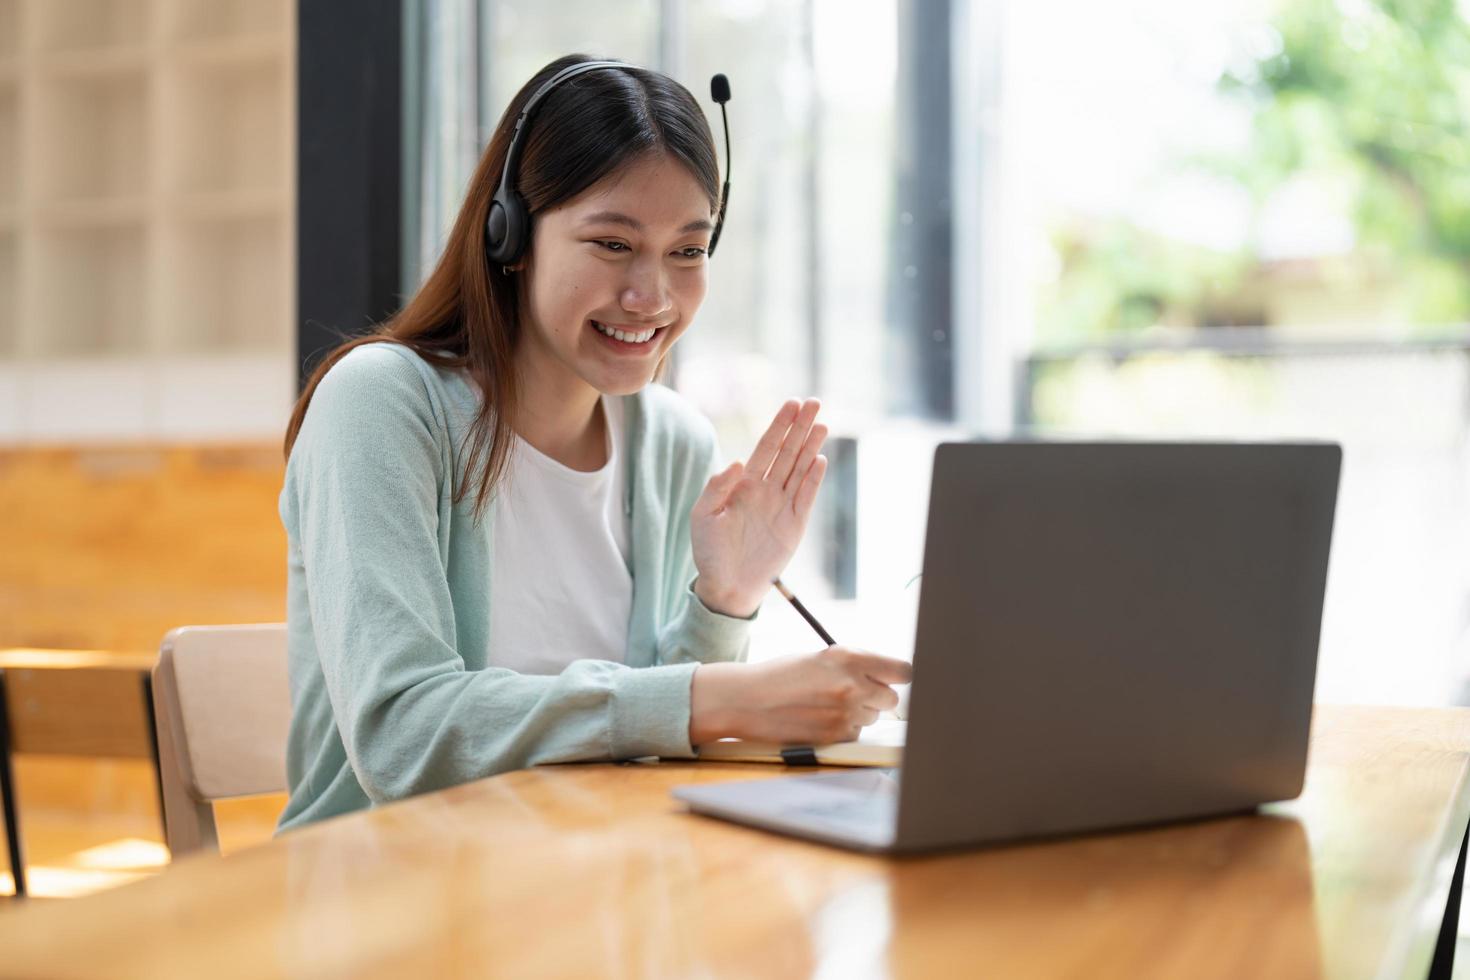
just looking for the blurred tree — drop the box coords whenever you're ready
[1039,0,1470,342]
[1044,220,1259,342]
[1222,0,1470,327]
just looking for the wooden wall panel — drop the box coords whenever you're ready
[0,443,287,651]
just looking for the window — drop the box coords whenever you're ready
[1005,0,1470,704]
[407,0,1470,704]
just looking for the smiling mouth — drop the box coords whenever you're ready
[591,320,664,346]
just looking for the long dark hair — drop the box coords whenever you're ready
[283,54,721,518]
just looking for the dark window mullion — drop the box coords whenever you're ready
[297,0,405,388]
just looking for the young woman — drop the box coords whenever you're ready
[276,54,911,830]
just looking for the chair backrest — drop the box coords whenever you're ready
[152,624,289,858]
[0,650,157,759]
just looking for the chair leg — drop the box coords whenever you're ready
[0,672,27,898]
[140,674,168,846]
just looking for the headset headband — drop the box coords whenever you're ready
[486,60,731,267]
[494,60,629,210]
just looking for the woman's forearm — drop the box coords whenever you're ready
[688,661,746,743]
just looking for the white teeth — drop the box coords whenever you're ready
[593,321,656,344]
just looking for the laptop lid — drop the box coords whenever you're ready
[893,441,1340,851]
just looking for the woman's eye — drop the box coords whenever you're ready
[591,240,705,259]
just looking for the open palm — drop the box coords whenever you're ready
[690,399,828,618]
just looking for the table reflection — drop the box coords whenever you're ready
[272,766,1322,979]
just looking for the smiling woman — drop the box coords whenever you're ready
[274,55,910,831]
[518,154,712,408]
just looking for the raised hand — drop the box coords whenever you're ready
[689,398,828,618]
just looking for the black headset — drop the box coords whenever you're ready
[485,61,734,267]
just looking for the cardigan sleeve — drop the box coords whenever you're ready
[285,346,699,803]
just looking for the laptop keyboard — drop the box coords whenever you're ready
[789,772,899,828]
[792,795,895,825]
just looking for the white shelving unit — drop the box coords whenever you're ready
[0,0,296,441]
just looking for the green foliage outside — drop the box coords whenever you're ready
[1038,0,1470,343]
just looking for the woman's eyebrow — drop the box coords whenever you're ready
[581,210,713,234]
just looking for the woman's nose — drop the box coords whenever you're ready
[620,263,672,318]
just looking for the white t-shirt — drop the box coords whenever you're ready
[486,396,633,675]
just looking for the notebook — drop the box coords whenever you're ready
[693,716,906,767]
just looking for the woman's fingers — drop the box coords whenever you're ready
[833,710,877,742]
[783,421,827,493]
[691,461,744,518]
[847,651,914,686]
[745,399,800,479]
[859,678,901,712]
[792,455,827,520]
[767,399,821,487]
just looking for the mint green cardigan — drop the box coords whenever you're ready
[276,343,752,831]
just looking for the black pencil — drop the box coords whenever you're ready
[772,578,837,647]
[771,577,840,763]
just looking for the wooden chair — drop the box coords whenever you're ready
[0,649,162,898]
[151,625,290,858]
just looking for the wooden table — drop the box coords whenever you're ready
[0,704,1465,979]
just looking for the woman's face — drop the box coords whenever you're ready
[518,151,714,397]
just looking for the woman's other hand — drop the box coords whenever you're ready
[689,398,827,618]
[689,648,913,746]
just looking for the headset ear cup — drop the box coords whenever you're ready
[504,193,529,265]
[486,199,509,261]
[487,186,529,266]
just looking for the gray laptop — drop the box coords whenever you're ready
[672,441,1341,853]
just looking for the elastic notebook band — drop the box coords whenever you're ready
[779,746,820,766]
